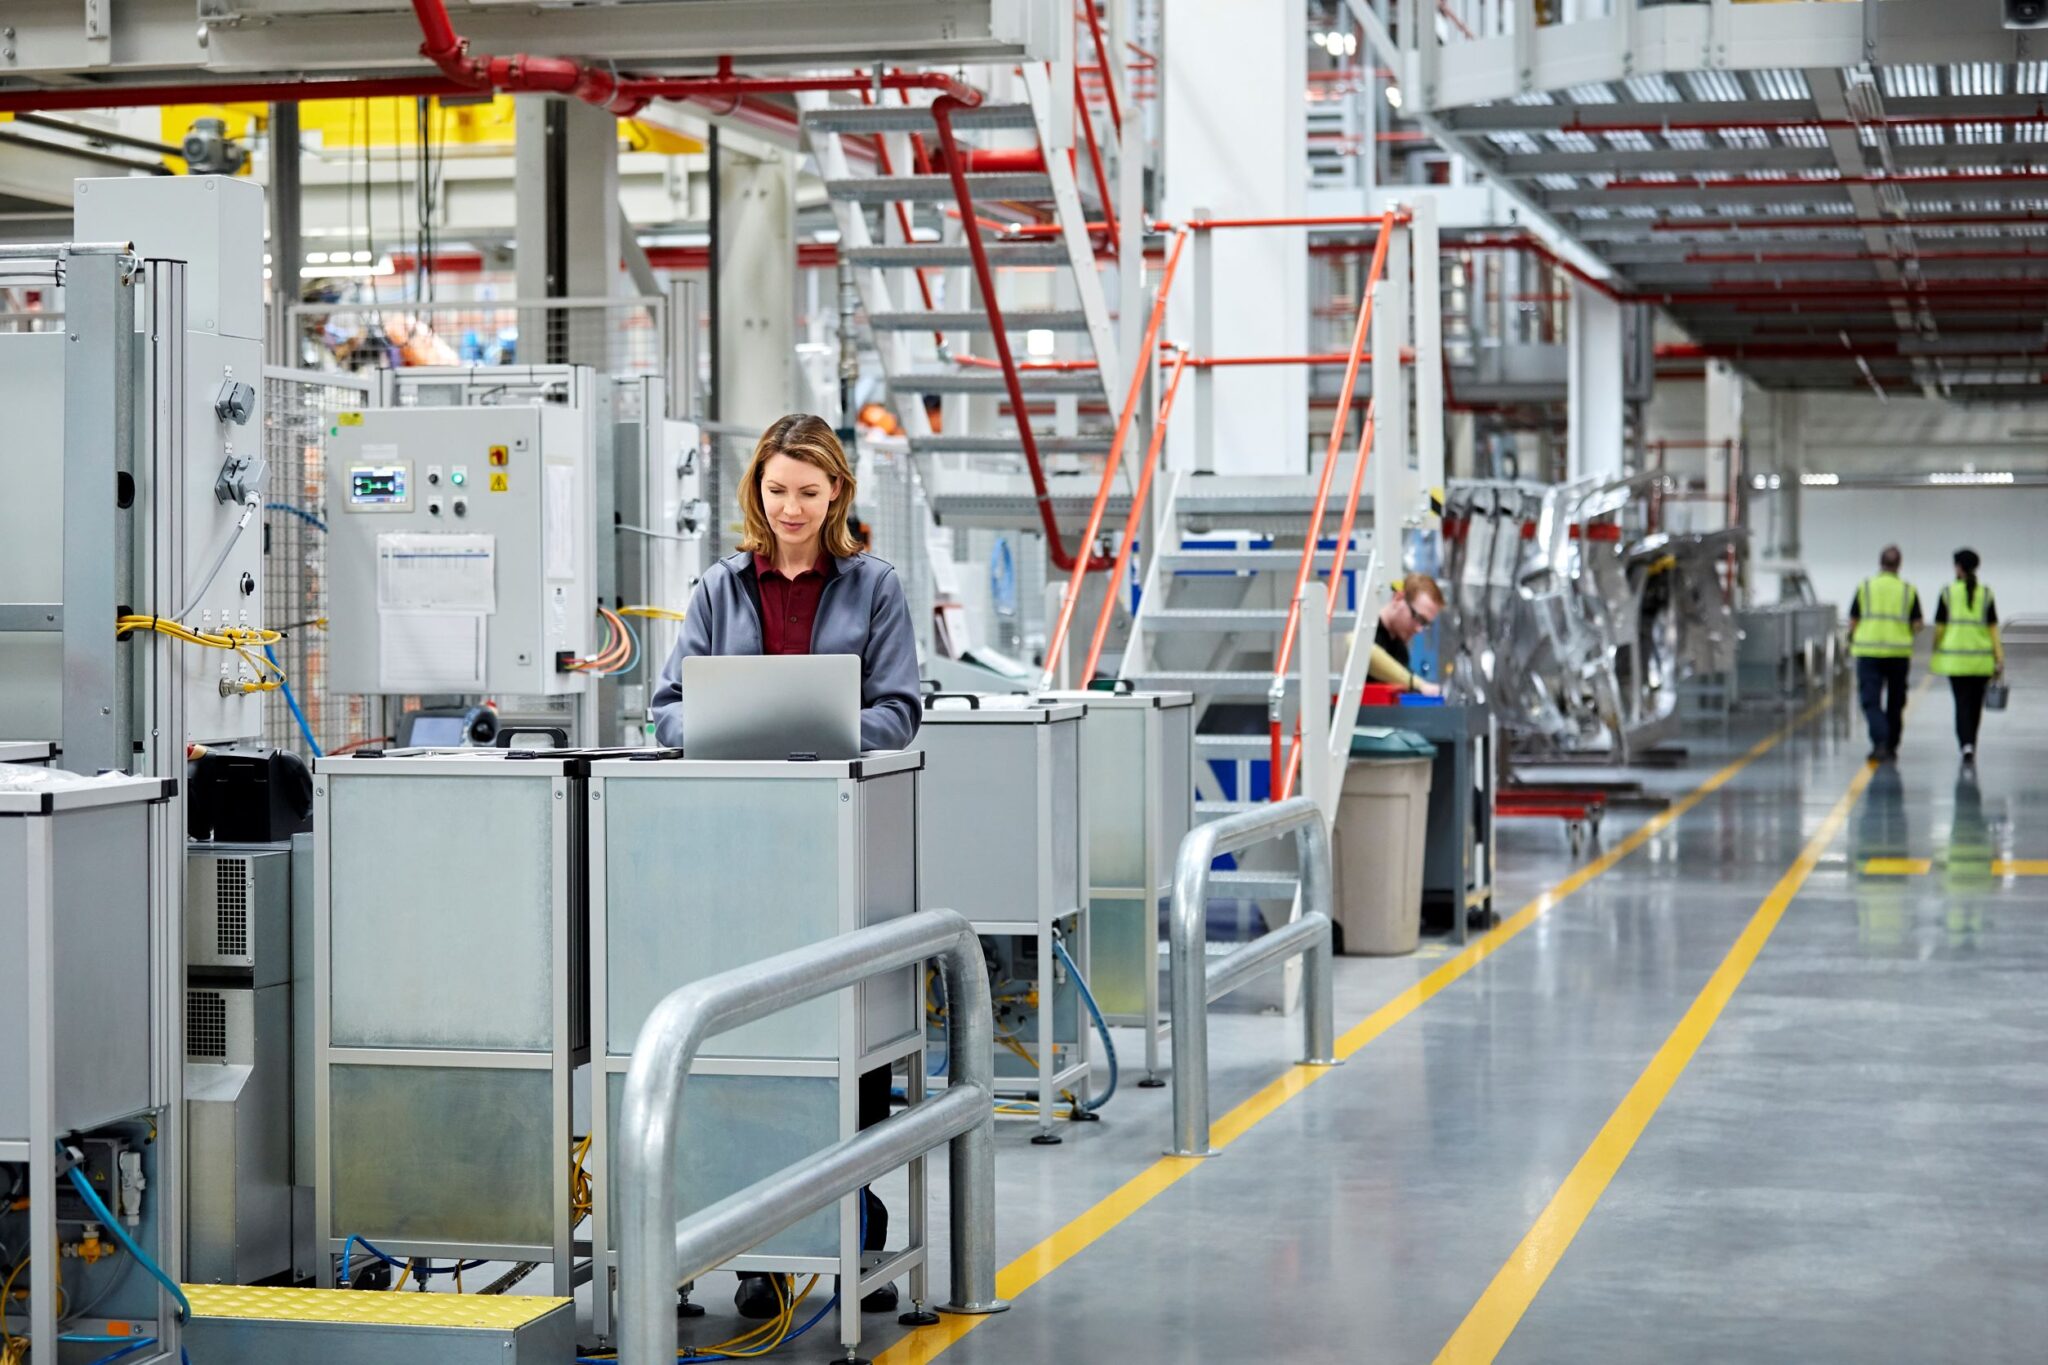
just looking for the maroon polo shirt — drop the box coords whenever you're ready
[753,551,833,655]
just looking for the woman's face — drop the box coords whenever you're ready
[760,452,839,556]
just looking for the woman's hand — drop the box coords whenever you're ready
[1415,678,1442,698]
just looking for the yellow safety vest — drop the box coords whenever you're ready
[1932,580,1997,677]
[1851,574,1916,659]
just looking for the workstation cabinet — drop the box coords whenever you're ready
[1036,688,1194,1083]
[311,749,588,1295]
[586,751,926,1352]
[919,697,1090,1139]
[1,770,178,1355]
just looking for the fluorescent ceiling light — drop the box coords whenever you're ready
[1800,472,1839,486]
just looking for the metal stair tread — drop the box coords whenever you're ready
[1194,734,1273,751]
[1141,608,1358,631]
[868,309,1092,332]
[1208,868,1304,897]
[891,370,1103,394]
[844,242,1072,268]
[1125,670,1348,696]
[1157,548,1357,571]
[826,174,1055,203]
[910,434,1113,455]
[805,103,1039,134]
[1175,476,1377,519]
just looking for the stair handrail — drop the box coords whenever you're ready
[1037,226,1191,689]
[1077,344,1192,683]
[1267,209,1399,795]
[1278,397,1379,802]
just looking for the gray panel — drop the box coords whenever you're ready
[186,846,293,984]
[1049,722,1084,912]
[292,831,315,1185]
[919,725,1043,923]
[1088,893,1159,1021]
[858,768,919,1052]
[52,805,154,1132]
[1156,703,1195,862]
[328,1065,554,1248]
[1079,705,1149,887]
[328,775,556,1051]
[185,985,293,1284]
[0,334,68,741]
[606,1070,839,1259]
[602,777,842,1059]
[0,820,26,1137]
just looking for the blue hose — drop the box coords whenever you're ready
[61,1157,188,1323]
[1052,937,1117,1113]
[267,645,322,758]
[84,1337,157,1365]
[340,1233,485,1287]
[264,502,327,532]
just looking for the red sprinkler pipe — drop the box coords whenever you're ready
[409,1,978,117]
[1078,0,1123,136]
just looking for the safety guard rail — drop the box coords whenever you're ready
[615,909,1008,1365]
[1168,796,1338,1157]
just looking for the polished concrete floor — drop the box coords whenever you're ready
[662,653,2048,1364]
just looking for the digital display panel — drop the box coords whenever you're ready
[349,465,409,505]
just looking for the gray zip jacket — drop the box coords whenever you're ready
[649,550,922,751]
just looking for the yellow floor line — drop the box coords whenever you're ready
[1431,754,1877,1365]
[1993,860,2048,876]
[1862,857,1933,876]
[871,693,1837,1365]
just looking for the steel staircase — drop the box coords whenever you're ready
[800,63,1126,564]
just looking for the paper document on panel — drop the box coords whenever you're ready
[544,464,577,581]
[377,533,497,612]
[378,611,488,691]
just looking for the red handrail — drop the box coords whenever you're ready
[1073,64,1120,250]
[1078,346,1192,683]
[930,94,1109,575]
[1038,228,1192,685]
[1267,210,1396,798]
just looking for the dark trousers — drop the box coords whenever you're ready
[1857,656,1911,753]
[1950,676,1990,750]
[857,1066,891,1250]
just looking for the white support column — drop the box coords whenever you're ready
[1702,359,1744,534]
[514,97,623,365]
[1566,283,1624,483]
[1371,233,1410,539]
[717,150,797,430]
[1163,0,1306,475]
[1411,195,1443,500]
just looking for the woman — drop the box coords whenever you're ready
[647,414,919,1319]
[649,413,921,752]
[1930,547,2003,764]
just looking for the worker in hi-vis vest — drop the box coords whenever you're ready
[1848,544,1923,764]
[1930,547,2003,766]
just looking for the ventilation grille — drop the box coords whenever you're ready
[188,990,228,1060]
[214,858,249,958]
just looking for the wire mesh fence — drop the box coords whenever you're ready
[261,366,382,757]
[284,294,670,384]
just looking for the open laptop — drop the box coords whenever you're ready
[680,654,863,761]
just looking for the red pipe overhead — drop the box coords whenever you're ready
[0,74,472,112]
[1540,109,2048,136]
[409,0,977,117]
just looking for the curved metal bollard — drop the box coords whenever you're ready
[1169,795,1338,1157]
[615,909,1008,1365]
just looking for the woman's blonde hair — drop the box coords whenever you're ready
[737,413,861,560]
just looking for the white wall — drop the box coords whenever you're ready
[1162,0,1306,475]
[1758,486,2047,622]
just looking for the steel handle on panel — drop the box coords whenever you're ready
[1168,796,1337,1158]
[615,909,1006,1365]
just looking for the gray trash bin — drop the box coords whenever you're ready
[1331,727,1435,955]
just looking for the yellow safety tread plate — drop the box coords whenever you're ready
[182,1283,569,1331]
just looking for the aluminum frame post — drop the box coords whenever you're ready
[1168,797,1337,1158]
[1192,213,1214,474]
[1412,194,1443,498]
[616,910,1006,1365]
